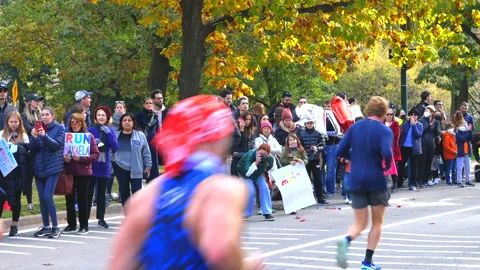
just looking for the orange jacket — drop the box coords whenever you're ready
[443,132,457,160]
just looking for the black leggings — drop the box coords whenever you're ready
[397,147,419,187]
[306,160,324,202]
[0,189,21,222]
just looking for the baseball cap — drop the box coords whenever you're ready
[282,91,292,98]
[75,90,92,101]
[26,93,44,102]
[0,81,7,89]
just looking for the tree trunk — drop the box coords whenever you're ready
[178,0,209,100]
[263,67,276,108]
[147,40,171,94]
[456,72,469,111]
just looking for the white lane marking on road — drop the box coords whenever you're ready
[60,234,108,240]
[241,236,298,240]
[263,262,408,270]
[87,231,118,235]
[244,232,316,236]
[0,243,57,250]
[389,197,462,207]
[241,242,278,245]
[246,205,480,260]
[300,250,480,261]
[325,246,468,254]
[383,231,480,239]
[250,228,330,232]
[0,250,30,255]
[106,226,121,230]
[2,215,125,236]
[370,236,480,243]
[103,221,122,224]
[281,256,480,268]
[353,241,480,248]
[241,247,260,250]
[9,237,85,244]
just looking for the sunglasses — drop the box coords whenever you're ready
[70,120,82,126]
[0,89,7,93]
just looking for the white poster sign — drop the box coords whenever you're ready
[270,163,317,214]
[0,138,18,177]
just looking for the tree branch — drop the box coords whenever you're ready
[462,23,480,46]
[298,1,354,14]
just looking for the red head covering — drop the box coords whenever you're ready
[152,95,235,177]
[94,106,112,124]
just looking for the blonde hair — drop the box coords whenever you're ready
[364,96,389,118]
[3,111,27,142]
[68,113,88,132]
[23,101,42,124]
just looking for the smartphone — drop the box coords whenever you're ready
[9,133,18,142]
[35,120,42,130]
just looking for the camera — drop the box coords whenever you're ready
[260,154,268,162]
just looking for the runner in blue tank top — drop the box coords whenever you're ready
[109,95,264,270]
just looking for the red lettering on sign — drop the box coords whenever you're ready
[65,133,73,143]
[281,180,289,186]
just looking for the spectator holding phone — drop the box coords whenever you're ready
[30,107,65,238]
[21,93,43,211]
[0,111,29,236]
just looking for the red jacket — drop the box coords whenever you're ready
[443,132,457,160]
[386,120,401,161]
[64,133,100,176]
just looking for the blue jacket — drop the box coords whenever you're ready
[29,121,65,178]
[399,121,423,155]
[87,125,119,177]
[456,130,472,157]
[336,119,392,191]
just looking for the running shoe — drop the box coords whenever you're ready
[62,225,77,234]
[77,227,89,235]
[49,227,61,238]
[361,261,382,269]
[458,183,465,188]
[98,220,109,229]
[336,237,349,269]
[27,203,34,211]
[465,182,475,187]
[34,227,51,237]
[264,214,275,221]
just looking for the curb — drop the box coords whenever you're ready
[1,203,124,230]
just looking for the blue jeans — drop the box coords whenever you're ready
[114,164,142,206]
[325,145,337,194]
[245,174,272,217]
[456,156,471,184]
[36,174,59,227]
[444,159,455,184]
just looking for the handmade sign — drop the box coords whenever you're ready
[270,163,317,214]
[0,138,18,177]
[63,133,91,157]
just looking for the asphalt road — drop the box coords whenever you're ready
[1,182,479,270]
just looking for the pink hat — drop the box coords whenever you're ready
[261,122,273,131]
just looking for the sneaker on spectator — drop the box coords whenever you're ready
[361,261,382,269]
[427,180,434,186]
[244,216,250,221]
[318,198,330,205]
[458,183,465,188]
[326,193,334,197]
[34,227,51,237]
[27,203,34,211]
[257,210,262,215]
[106,194,112,202]
[264,214,275,221]
[62,225,77,234]
[409,185,417,191]
[9,226,18,236]
[465,182,475,187]
[98,220,109,229]
[49,227,61,238]
[77,227,89,235]
[433,178,440,184]
[344,197,350,204]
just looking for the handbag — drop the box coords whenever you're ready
[54,171,74,196]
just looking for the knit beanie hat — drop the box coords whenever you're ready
[94,106,112,123]
[260,122,273,131]
[281,109,293,121]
